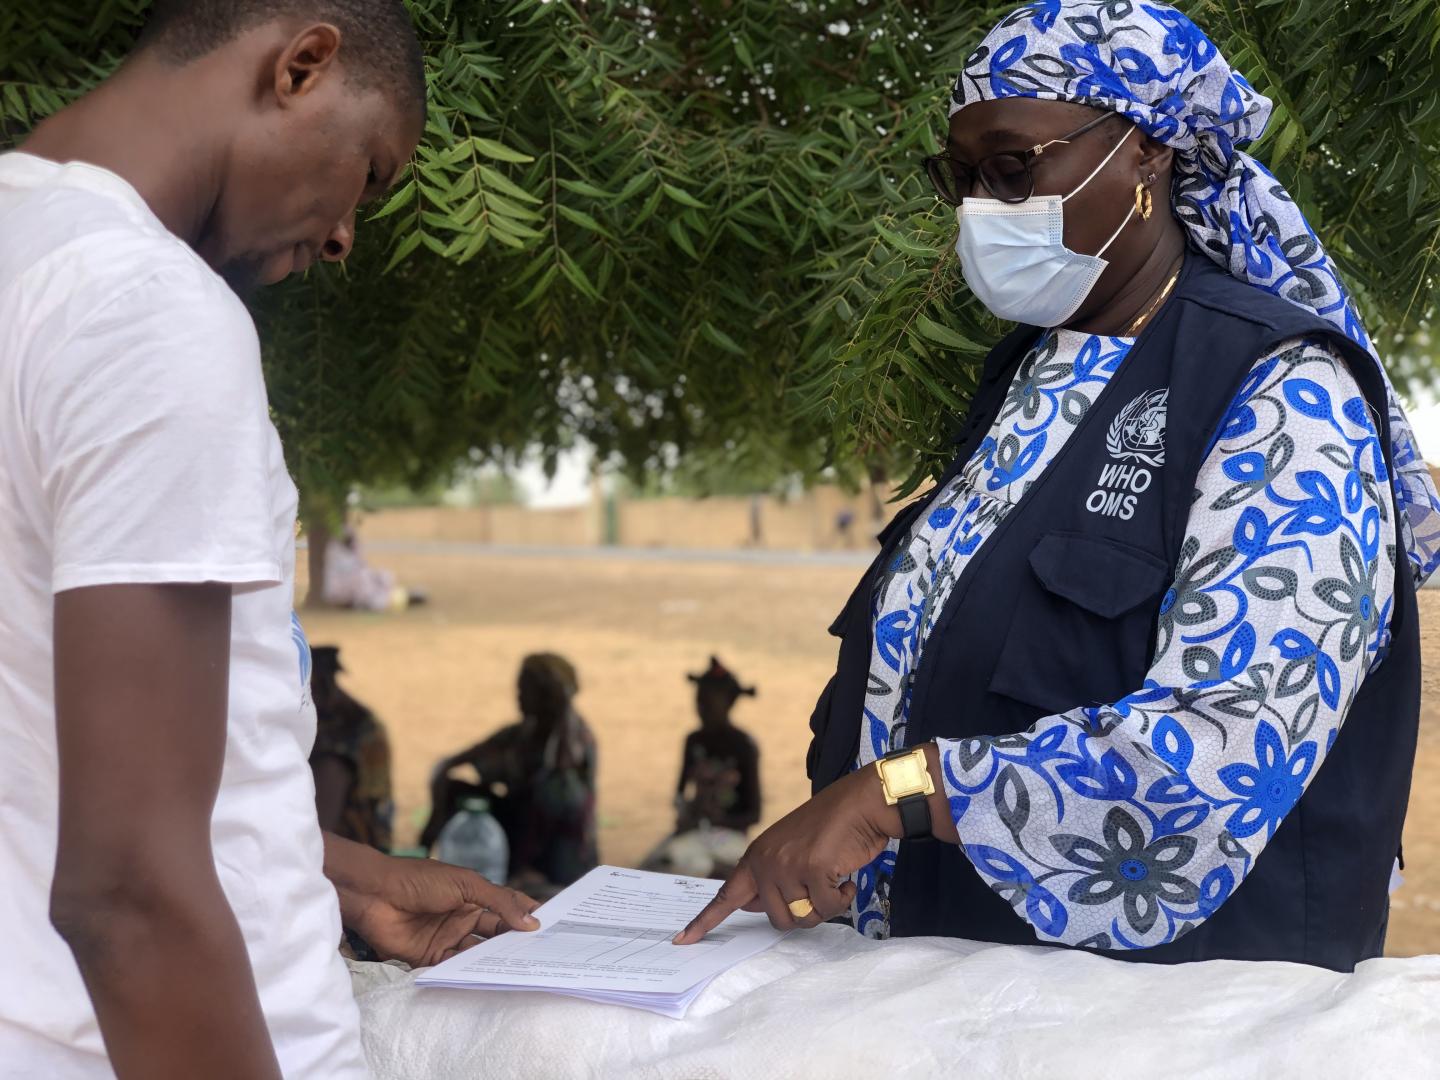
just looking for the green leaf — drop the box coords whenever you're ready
[477,166,542,204]
[667,218,699,259]
[557,204,613,238]
[632,185,666,229]
[558,249,602,300]
[1407,162,1427,218]
[663,183,708,210]
[915,313,984,353]
[558,178,611,200]
[368,181,417,221]
[486,215,544,241]
[1271,120,1299,165]
[3,83,28,122]
[614,172,653,202]
[484,190,543,220]
[700,321,747,355]
[487,225,527,250]
[471,137,534,164]
[383,230,424,273]
[517,263,560,307]
[727,220,768,251]
[875,221,938,259]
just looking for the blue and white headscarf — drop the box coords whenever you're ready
[951,0,1440,585]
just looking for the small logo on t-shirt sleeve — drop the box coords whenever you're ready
[290,611,312,686]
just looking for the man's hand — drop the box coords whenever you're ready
[674,744,956,945]
[323,834,540,967]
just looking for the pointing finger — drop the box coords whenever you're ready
[673,865,757,945]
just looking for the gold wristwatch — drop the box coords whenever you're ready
[876,746,935,839]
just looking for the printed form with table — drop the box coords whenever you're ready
[418,866,784,1017]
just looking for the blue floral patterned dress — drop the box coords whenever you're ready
[854,329,1396,949]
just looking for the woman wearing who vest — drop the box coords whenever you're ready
[677,1,1440,971]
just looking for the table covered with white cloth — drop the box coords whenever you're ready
[351,924,1440,1079]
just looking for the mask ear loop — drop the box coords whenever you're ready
[1060,124,1135,205]
[1061,125,1139,259]
[1093,194,1138,259]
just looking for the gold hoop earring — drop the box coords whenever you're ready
[1136,183,1154,221]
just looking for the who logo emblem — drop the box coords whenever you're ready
[1086,388,1168,520]
[1105,388,1168,467]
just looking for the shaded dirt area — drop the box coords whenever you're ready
[296,551,1440,957]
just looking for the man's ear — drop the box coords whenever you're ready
[273,23,343,107]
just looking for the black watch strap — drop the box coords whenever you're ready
[881,747,934,841]
[895,792,933,840]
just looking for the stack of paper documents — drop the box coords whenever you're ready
[418,865,784,1018]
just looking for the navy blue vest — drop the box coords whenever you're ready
[807,251,1420,971]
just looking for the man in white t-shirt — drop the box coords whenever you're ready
[0,3,539,1078]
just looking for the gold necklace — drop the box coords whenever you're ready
[1123,264,1182,337]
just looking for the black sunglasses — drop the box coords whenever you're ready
[922,112,1116,205]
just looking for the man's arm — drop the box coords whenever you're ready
[440,736,499,779]
[51,584,281,1079]
[312,755,354,835]
[676,734,695,797]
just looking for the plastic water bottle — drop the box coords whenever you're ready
[435,797,510,884]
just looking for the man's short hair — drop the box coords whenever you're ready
[136,0,426,123]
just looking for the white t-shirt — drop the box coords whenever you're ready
[0,153,367,1079]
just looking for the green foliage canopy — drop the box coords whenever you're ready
[4,0,1439,502]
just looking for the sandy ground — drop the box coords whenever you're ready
[296,548,1440,957]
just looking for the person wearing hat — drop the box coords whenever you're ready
[422,653,598,891]
[675,657,762,836]
[642,658,761,879]
[678,2,1436,971]
[309,646,394,853]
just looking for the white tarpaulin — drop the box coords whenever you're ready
[352,925,1440,1079]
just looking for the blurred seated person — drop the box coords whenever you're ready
[323,525,426,611]
[421,653,598,891]
[309,645,393,852]
[644,658,761,879]
[676,657,761,834]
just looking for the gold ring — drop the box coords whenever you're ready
[787,897,814,919]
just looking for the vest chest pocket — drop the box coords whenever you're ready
[987,531,1171,717]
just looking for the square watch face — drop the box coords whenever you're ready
[881,752,927,793]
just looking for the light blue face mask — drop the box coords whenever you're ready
[954,127,1136,328]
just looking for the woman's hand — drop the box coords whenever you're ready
[672,763,901,944]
